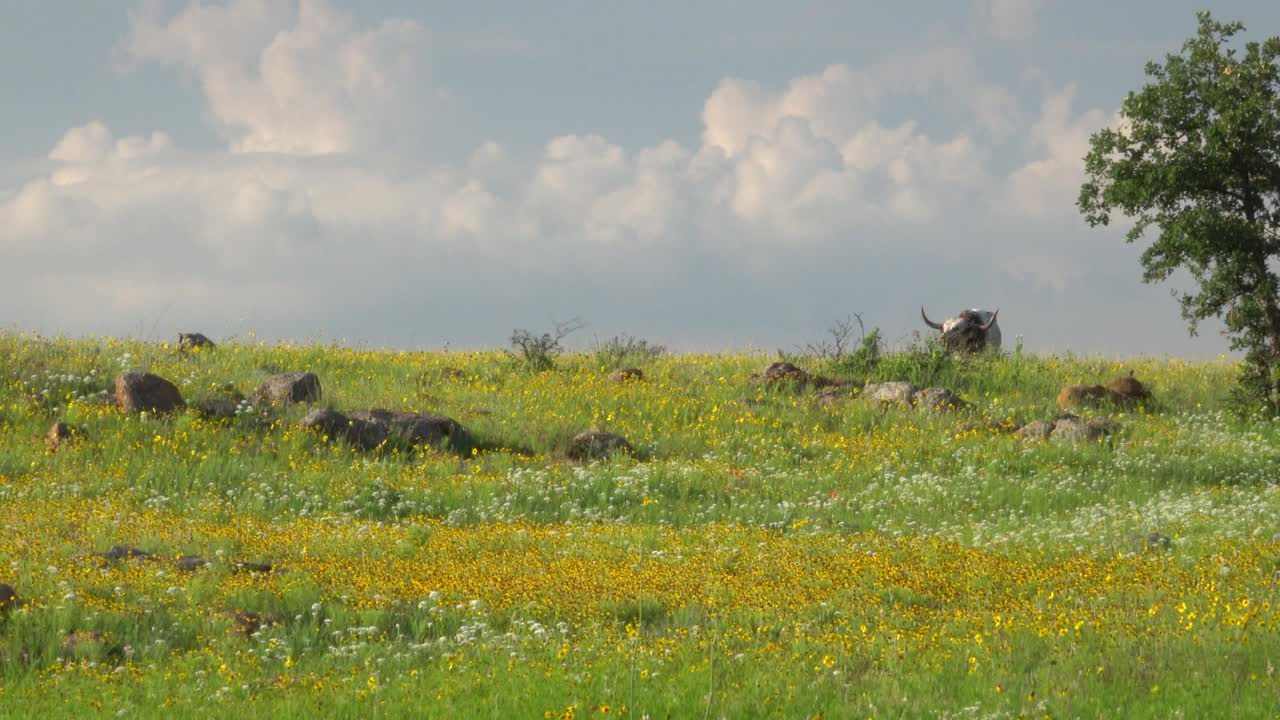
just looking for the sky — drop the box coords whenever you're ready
[3,1,1278,356]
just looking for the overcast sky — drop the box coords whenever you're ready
[3,1,1278,356]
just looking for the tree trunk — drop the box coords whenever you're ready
[1262,288,1280,404]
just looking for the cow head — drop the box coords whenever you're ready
[921,307,1001,353]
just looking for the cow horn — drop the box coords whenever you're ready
[978,309,999,331]
[921,307,945,331]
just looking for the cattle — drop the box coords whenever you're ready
[920,307,1001,353]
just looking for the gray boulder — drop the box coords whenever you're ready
[915,387,971,412]
[864,381,919,408]
[256,372,322,405]
[1015,415,1114,443]
[567,431,633,461]
[1013,420,1055,442]
[1050,415,1113,443]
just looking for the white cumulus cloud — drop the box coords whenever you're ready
[1000,83,1108,219]
[125,0,428,155]
[0,4,1224,355]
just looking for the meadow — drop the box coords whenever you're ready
[1,329,1279,718]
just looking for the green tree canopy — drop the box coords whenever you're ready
[1078,12,1280,402]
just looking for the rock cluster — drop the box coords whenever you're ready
[863,382,971,412]
[1014,414,1114,443]
[300,407,469,451]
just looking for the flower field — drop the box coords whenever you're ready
[1,331,1279,718]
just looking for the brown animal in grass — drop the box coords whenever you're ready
[1104,371,1152,402]
[1056,384,1125,410]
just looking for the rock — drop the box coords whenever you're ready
[915,387,971,412]
[0,584,18,611]
[1105,371,1152,402]
[1049,415,1113,443]
[256,372,322,405]
[1015,415,1115,443]
[609,367,644,383]
[192,385,246,421]
[864,381,919,408]
[347,409,470,450]
[1056,384,1124,410]
[193,397,241,420]
[567,431,633,461]
[223,611,280,638]
[1014,420,1056,442]
[175,555,208,572]
[115,372,185,413]
[299,407,355,436]
[762,362,810,384]
[300,408,385,450]
[46,422,82,452]
[100,545,158,562]
[761,362,845,390]
[177,332,216,351]
[300,408,469,452]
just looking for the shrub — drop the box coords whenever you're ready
[592,334,666,370]
[832,327,883,378]
[802,313,869,363]
[507,318,584,372]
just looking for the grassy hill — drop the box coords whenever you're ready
[1,331,1278,718]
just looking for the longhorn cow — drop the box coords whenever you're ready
[920,307,1001,353]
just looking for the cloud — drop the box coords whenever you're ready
[0,7,1228,356]
[999,84,1108,220]
[701,65,987,230]
[125,0,428,155]
[975,0,1045,41]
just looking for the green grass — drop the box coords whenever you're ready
[0,330,1278,717]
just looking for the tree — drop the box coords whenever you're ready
[1078,12,1280,405]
